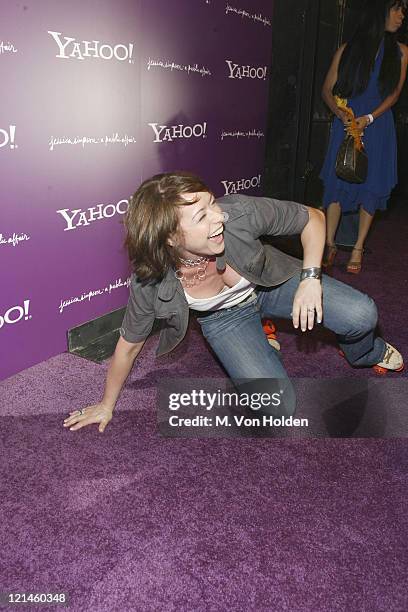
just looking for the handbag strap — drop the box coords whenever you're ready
[335,96,364,151]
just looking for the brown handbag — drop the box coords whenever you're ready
[334,95,368,184]
[335,134,368,184]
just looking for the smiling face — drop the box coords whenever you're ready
[385,2,406,32]
[170,191,226,260]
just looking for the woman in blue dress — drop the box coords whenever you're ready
[320,0,408,273]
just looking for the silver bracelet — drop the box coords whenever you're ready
[300,267,322,282]
[367,113,374,125]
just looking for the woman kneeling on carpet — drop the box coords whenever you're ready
[63,171,403,433]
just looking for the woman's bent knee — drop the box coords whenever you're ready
[350,294,378,334]
[352,294,378,332]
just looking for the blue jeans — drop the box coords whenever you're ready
[195,274,386,416]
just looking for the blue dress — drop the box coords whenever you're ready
[319,40,398,214]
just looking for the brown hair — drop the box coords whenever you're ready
[123,171,211,281]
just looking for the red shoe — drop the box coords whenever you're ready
[338,343,404,375]
[373,342,404,374]
[262,319,281,351]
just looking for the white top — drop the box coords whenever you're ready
[184,276,257,311]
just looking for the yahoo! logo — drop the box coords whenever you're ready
[148,122,207,143]
[226,60,268,81]
[56,199,129,231]
[48,31,134,63]
[221,174,261,195]
[0,125,17,149]
[0,300,32,330]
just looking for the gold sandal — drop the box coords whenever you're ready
[347,247,364,274]
[322,243,338,268]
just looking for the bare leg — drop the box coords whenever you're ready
[347,207,375,271]
[322,202,342,267]
[326,201,342,246]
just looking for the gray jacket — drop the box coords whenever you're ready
[119,194,310,356]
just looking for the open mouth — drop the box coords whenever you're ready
[208,225,224,243]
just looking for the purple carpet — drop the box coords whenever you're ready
[1,201,407,611]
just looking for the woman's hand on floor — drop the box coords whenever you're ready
[63,403,113,433]
[292,279,323,332]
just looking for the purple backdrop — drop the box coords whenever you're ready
[1,0,274,380]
